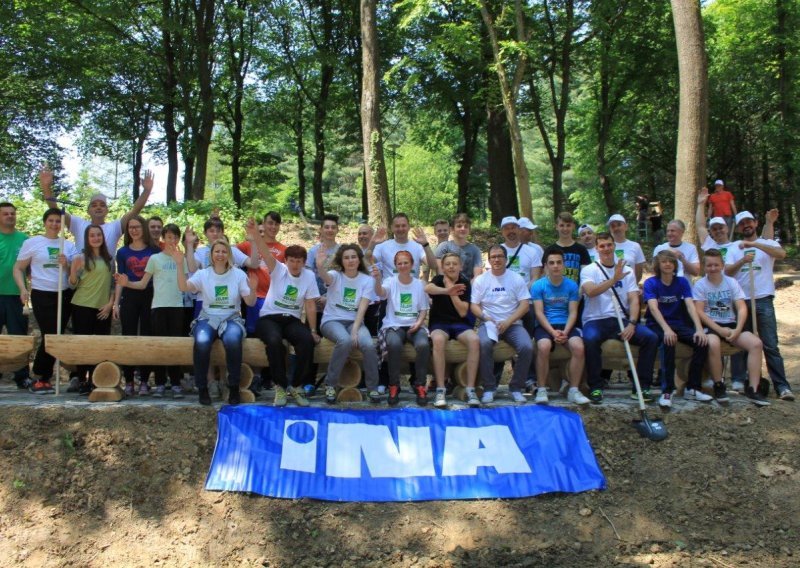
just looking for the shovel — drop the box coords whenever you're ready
[611,295,668,441]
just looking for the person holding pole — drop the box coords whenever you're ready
[724,211,793,401]
[13,208,77,393]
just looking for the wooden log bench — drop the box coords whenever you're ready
[0,335,36,373]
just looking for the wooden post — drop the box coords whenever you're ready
[89,361,123,402]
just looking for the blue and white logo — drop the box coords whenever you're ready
[206,406,605,502]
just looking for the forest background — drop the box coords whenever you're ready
[1,0,798,244]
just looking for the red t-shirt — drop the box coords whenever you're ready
[236,241,286,298]
[708,190,735,217]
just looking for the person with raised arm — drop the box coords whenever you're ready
[426,252,479,408]
[652,220,701,277]
[68,225,116,394]
[470,245,534,405]
[693,249,769,406]
[316,244,380,404]
[39,167,153,256]
[580,232,658,404]
[168,237,257,406]
[374,250,431,406]
[115,224,188,398]
[697,187,774,260]
[724,211,793,400]
[531,247,589,406]
[13,208,76,393]
[643,250,710,408]
[370,213,436,280]
[248,220,320,407]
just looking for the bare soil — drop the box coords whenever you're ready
[1,224,799,567]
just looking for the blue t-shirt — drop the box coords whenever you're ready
[531,277,579,326]
[643,276,693,327]
[116,246,160,285]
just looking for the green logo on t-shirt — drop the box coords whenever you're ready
[44,247,59,268]
[336,287,358,311]
[275,284,301,310]
[210,285,230,308]
[719,247,728,261]
[285,285,298,300]
[615,249,624,259]
[400,292,412,310]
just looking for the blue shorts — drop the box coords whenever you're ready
[430,322,472,340]
[245,297,266,335]
[533,324,582,347]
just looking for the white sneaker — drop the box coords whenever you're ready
[567,388,590,406]
[684,388,713,402]
[376,385,387,395]
[434,390,447,408]
[658,392,673,408]
[466,389,480,407]
[535,387,549,405]
[558,379,570,396]
[208,380,222,399]
[480,390,495,404]
[702,378,714,391]
[510,391,526,404]
[731,381,745,393]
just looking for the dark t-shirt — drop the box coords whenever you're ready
[429,274,471,326]
[116,246,160,285]
[643,275,693,328]
[549,241,591,284]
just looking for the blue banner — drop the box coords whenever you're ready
[206,405,606,501]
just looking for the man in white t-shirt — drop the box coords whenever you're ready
[580,232,658,404]
[697,186,775,261]
[579,224,599,263]
[724,211,793,400]
[471,244,534,404]
[652,219,700,277]
[39,167,153,256]
[607,214,646,283]
[369,213,436,280]
[518,217,544,261]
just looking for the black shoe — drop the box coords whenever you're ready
[745,385,771,407]
[78,382,93,395]
[589,389,603,404]
[15,377,32,390]
[758,377,771,397]
[199,388,212,406]
[713,381,730,402]
[228,388,240,405]
[414,385,428,407]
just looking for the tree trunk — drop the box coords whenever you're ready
[479,0,533,220]
[360,0,390,226]
[775,0,797,244]
[312,62,334,219]
[183,154,194,203]
[161,0,180,203]
[456,107,480,215]
[670,0,709,243]
[190,0,216,202]
[294,111,307,214]
[486,102,518,224]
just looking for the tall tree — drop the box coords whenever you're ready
[360,0,391,226]
[671,0,709,240]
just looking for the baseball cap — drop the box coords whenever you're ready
[89,193,109,206]
[606,214,626,225]
[708,217,726,227]
[735,211,755,225]
[500,216,519,228]
[578,224,594,235]
[518,217,535,230]
[714,179,724,186]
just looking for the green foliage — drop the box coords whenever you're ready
[393,142,459,224]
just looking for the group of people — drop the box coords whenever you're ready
[1,170,792,410]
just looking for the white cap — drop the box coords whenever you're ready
[500,216,519,228]
[708,217,727,227]
[578,224,593,235]
[714,179,724,186]
[735,211,755,225]
[517,217,535,230]
[606,214,626,225]
[89,193,109,206]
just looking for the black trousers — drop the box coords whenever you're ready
[150,307,185,385]
[30,289,73,379]
[71,304,112,382]
[256,314,315,389]
[119,287,154,383]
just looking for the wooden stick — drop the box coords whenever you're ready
[55,210,66,395]
[598,506,622,541]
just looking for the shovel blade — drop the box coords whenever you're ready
[632,415,668,441]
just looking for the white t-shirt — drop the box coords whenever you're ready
[692,275,744,325]
[259,261,320,318]
[496,243,542,285]
[471,269,530,324]
[187,267,250,317]
[321,271,373,327]
[653,241,700,277]
[70,217,123,256]
[372,239,426,280]
[613,239,646,271]
[146,252,188,309]
[586,247,599,263]
[580,261,639,323]
[379,276,429,328]
[16,236,78,291]
[700,236,734,263]
[724,238,780,299]
[194,244,249,269]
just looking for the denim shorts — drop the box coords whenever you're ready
[430,322,472,340]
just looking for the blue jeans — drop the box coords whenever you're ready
[192,320,244,389]
[583,318,658,391]
[649,322,708,392]
[479,323,533,392]
[321,319,379,389]
[731,296,790,393]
